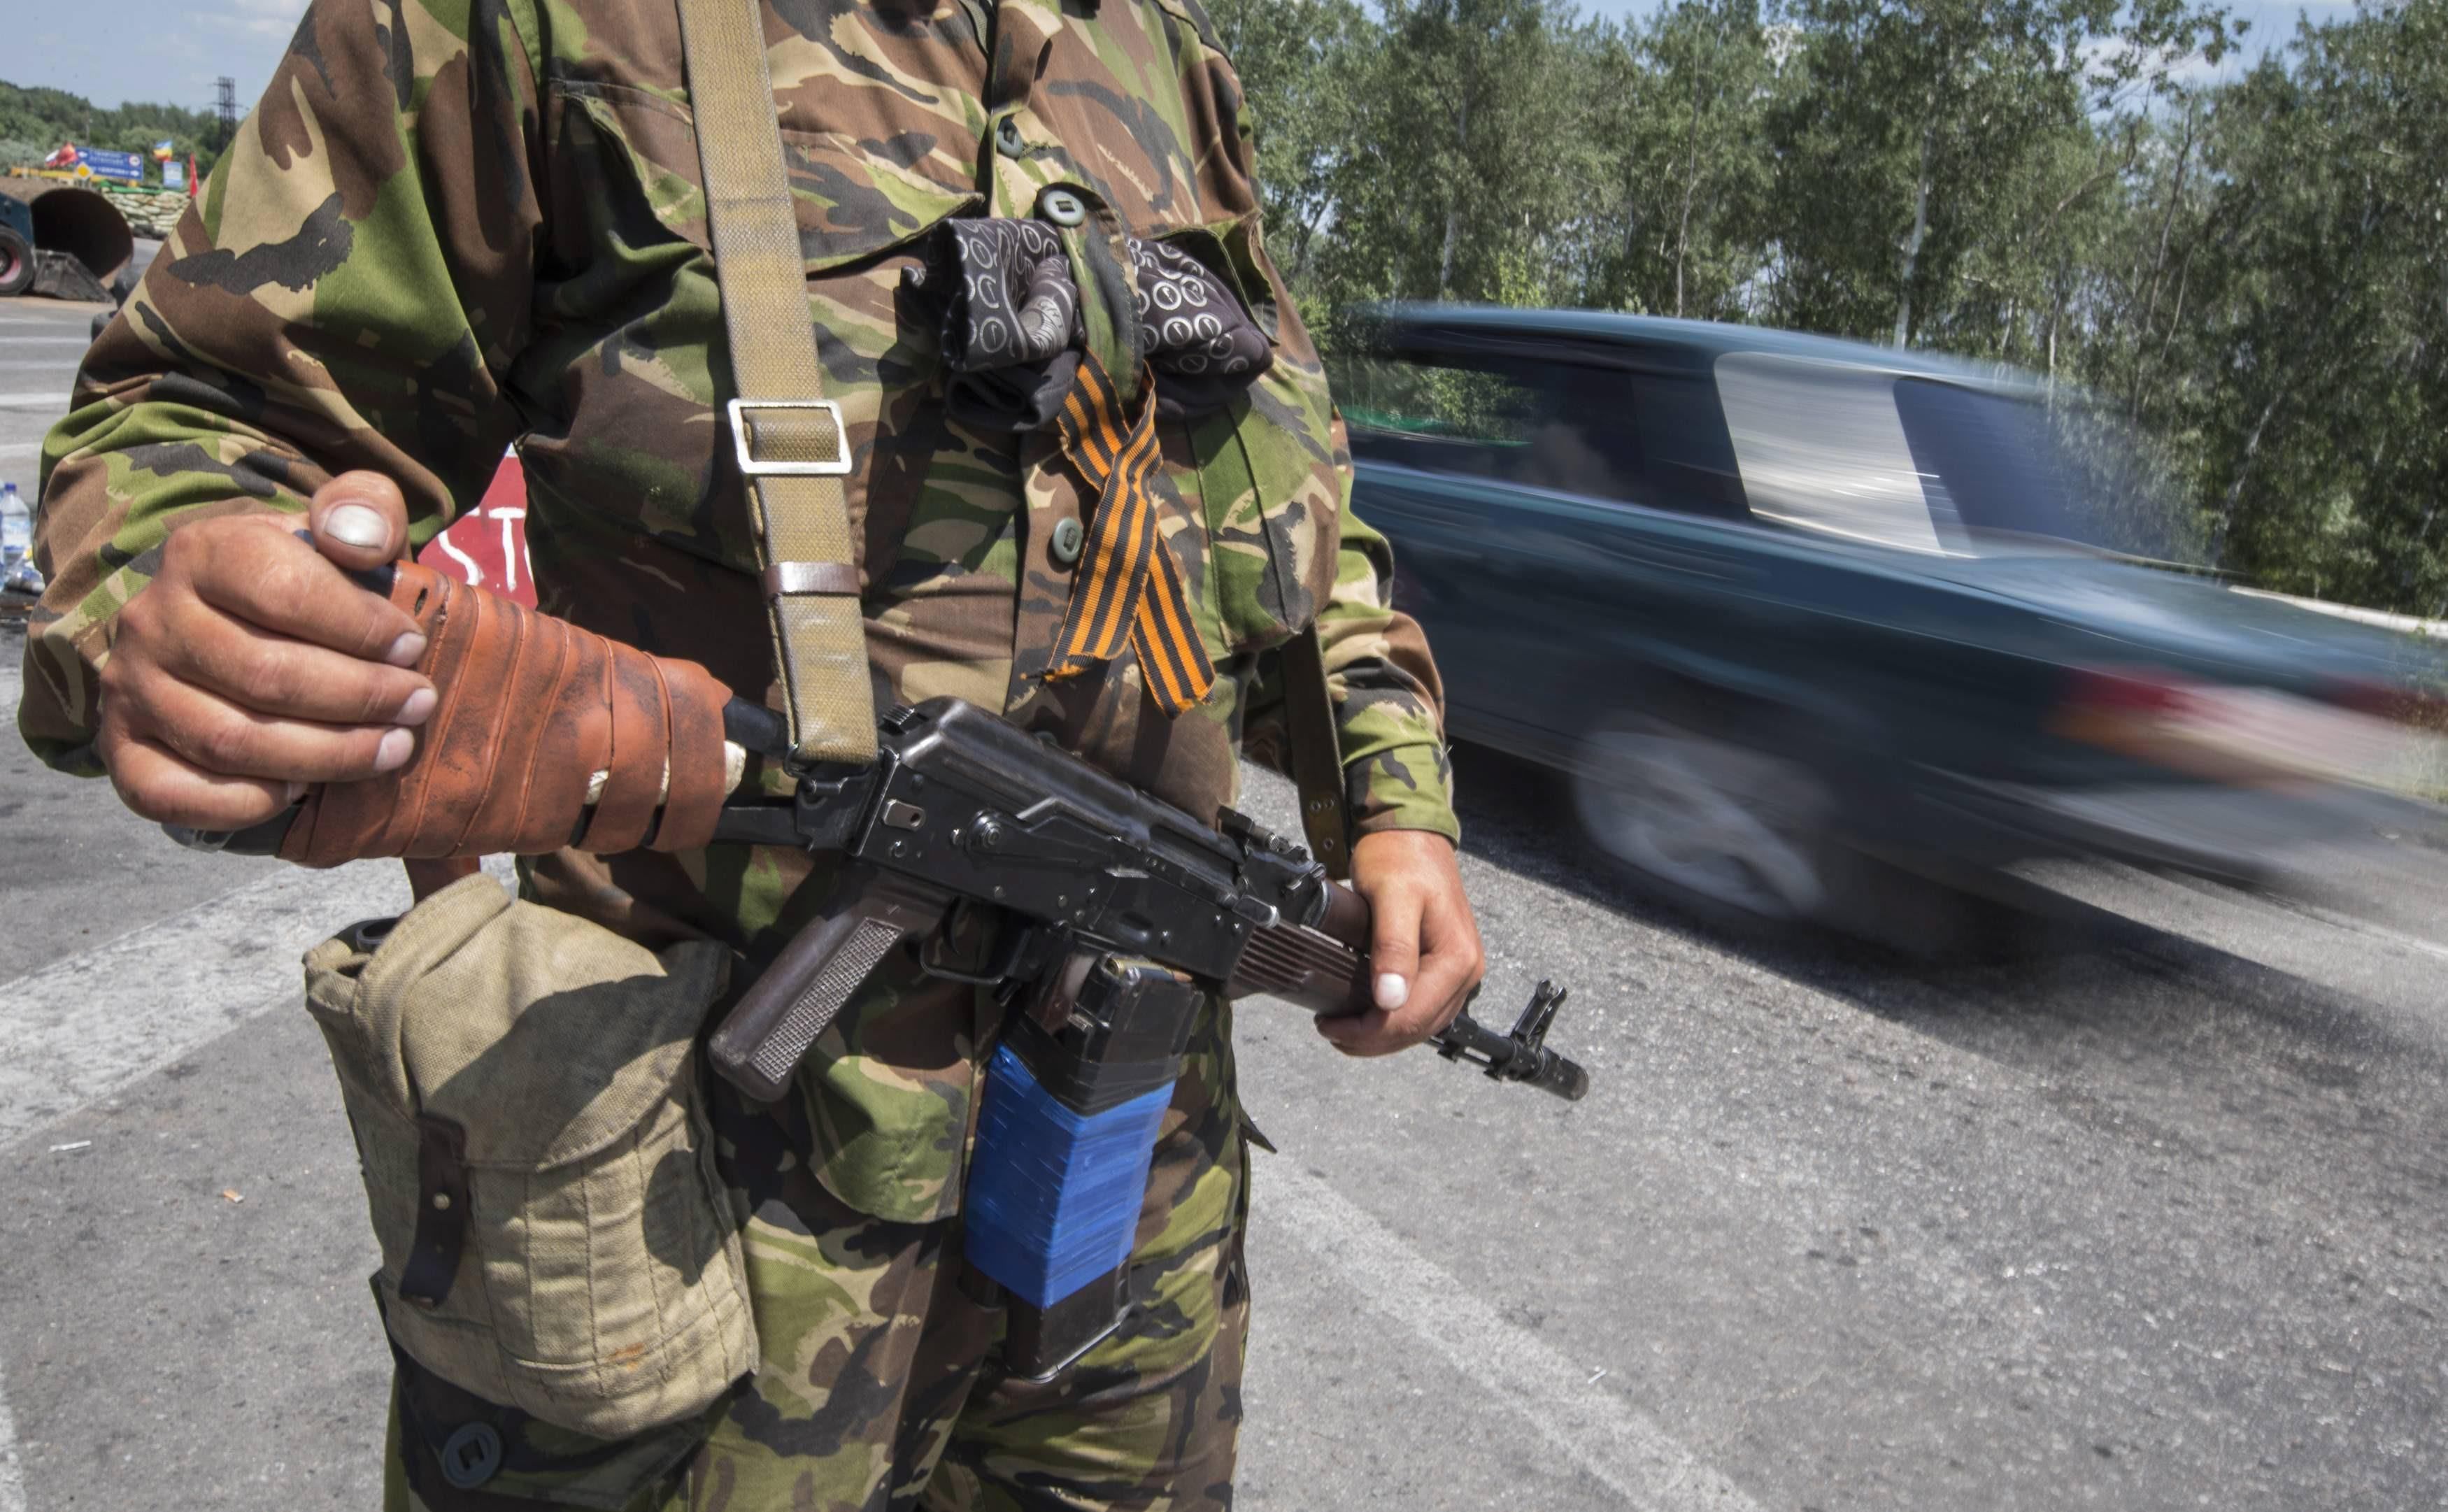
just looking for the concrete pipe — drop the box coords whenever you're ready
[0,176,136,289]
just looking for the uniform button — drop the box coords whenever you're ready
[1049,517,1086,566]
[439,1423,504,1490]
[995,118,1026,158]
[1038,187,1088,227]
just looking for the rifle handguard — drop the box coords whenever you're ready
[278,563,736,865]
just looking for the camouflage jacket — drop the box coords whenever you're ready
[20,0,1456,1221]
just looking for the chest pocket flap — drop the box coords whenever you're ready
[555,78,981,274]
[1166,215,1342,652]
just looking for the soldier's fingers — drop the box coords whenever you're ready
[116,661,415,785]
[98,722,304,830]
[306,471,411,573]
[1313,1004,1405,1057]
[1399,935,1479,1043]
[1314,958,1471,1057]
[153,590,435,727]
[1319,877,1484,1056]
[1364,881,1424,1015]
[1401,885,1483,1040]
[185,520,426,666]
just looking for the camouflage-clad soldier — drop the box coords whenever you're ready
[18,0,1486,1506]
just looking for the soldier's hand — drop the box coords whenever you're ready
[1320,829,1486,1057]
[96,472,434,830]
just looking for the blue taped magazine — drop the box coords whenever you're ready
[965,1042,1176,1307]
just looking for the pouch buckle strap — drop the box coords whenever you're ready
[762,562,861,597]
[399,1115,471,1308]
[729,399,853,478]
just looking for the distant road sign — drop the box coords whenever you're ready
[80,150,143,184]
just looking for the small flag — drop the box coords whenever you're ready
[152,139,176,162]
[42,143,78,170]
[185,153,200,199]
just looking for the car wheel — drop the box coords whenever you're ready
[1569,715,1835,927]
[0,228,34,298]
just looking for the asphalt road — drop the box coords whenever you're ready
[5,291,2447,1511]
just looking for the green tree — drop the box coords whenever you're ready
[1763,0,2230,347]
[1206,0,1372,306]
[1588,0,1778,320]
[2178,2,2448,609]
[1318,0,1607,315]
[0,80,226,181]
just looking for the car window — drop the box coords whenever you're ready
[1715,352,1967,555]
[1339,355,1539,464]
[1895,378,2209,564]
[1622,368,1749,520]
[1715,351,2207,562]
[1338,351,1650,502]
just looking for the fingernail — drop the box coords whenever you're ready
[383,632,427,668]
[397,686,436,725]
[325,503,389,550]
[283,781,310,806]
[374,728,414,771]
[1374,973,1410,1011]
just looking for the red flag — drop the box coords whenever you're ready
[185,154,199,199]
[42,143,78,170]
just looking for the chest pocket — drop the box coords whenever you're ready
[1160,215,1344,655]
[554,79,982,276]
[534,76,985,599]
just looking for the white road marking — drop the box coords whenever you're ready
[0,1361,22,1512]
[2284,896,2448,962]
[0,860,412,1149]
[1262,1162,1762,1511]
[0,664,420,1146]
[0,442,40,465]
[0,394,72,407]
[0,662,407,1506]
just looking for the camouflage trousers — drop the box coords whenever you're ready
[379,976,1251,1512]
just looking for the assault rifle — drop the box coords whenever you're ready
[706,697,1588,1105]
[173,692,1586,1376]
[169,692,1588,1104]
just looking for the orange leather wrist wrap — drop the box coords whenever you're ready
[279,563,736,867]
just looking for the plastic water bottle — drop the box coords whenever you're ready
[0,482,27,568]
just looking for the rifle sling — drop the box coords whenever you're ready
[676,0,876,768]
[1279,623,1353,880]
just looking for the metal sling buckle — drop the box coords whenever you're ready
[729,398,853,478]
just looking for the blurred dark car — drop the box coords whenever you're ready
[1339,304,2445,941]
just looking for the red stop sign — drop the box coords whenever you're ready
[415,451,536,607]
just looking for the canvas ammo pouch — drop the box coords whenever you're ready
[302,872,756,1439]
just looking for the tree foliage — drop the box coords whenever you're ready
[0,79,226,181]
[1207,0,2448,614]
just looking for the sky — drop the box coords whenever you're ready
[10,0,2345,114]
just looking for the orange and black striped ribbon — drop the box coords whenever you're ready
[1046,355,1216,716]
